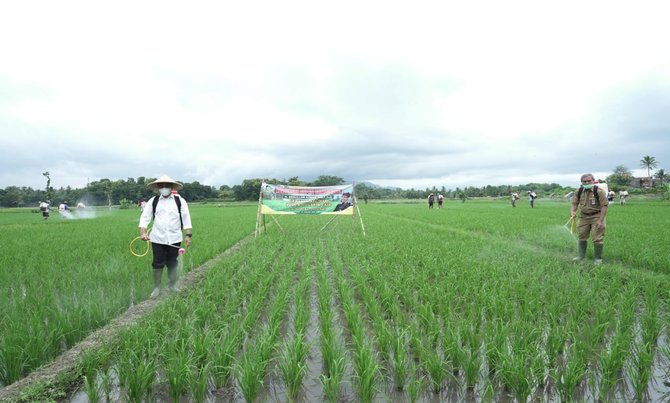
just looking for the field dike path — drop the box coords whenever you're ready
[0,235,252,403]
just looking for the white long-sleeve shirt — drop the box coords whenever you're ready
[138,194,192,245]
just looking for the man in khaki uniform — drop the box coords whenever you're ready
[570,173,609,264]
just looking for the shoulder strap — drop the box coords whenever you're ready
[175,196,183,230]
[577,186,600,204]
[151,195,184,230]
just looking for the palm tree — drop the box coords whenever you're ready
[655,169,668,187]
[640,155,658,187]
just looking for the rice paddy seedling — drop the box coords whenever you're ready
[407,361,425,403]
[99,367,115,402]
[463,344,481,390]
[626,342,654,402]
[423,348,446,393]
[552,344,587,403]
[278,336,308,400]
[189,362,210,403]
[83,372,101,403]
[598,334,626,400]
[392,328,408,390]
[211,328,241,388]
[352,343,380,403]
[120,352,156,403]
[321,355,345,403]
[236,350,266,403]
[164,340,191,402]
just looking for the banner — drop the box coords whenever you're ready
[260,183,354,215]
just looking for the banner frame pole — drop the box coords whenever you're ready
[255,181,264,238]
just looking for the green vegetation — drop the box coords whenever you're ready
[1,198,669,402]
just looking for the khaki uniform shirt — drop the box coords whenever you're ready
[571,186,608,216]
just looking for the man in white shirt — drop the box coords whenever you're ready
[139,175,193,297]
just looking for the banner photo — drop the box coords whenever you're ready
[260,183,354,215]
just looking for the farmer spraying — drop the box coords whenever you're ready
[528,190,537,208]
[570,173,609,264]
[511,192,519,207]
[138,175,193,297]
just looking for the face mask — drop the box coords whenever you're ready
[582,184,594,190]
[159,187,172,197]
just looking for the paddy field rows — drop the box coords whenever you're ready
[1,199,669,402]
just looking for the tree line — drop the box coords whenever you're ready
[0,175,571,207]
[1,157,667,207]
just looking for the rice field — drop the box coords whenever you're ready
[1,199,670,402]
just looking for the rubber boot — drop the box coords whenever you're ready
[594,244,603,264]
[167,266,179,292]
[573,241,587,261]
[151,268,163,297]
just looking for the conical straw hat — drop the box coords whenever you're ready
[147,174,183,190]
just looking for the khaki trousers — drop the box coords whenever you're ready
[578,214,606,245]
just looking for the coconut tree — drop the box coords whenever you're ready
[654,169,668,187]
[639,156,658,187]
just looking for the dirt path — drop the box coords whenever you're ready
[0,237,250,402]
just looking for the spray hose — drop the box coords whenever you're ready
[129,236,150,257]
[129,231,186,257]
[563,216,577,236]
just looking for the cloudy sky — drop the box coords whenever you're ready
[1,1,669,191]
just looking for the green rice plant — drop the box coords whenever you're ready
[236,350,267,403]
[83,372,101,403]
[463,343,481,390]
[422,348,445,393]
[120,352,156,403]
[641,281,661,348]
[392,328,408,390]
[352,343,380,403]
[321,355,345,403]
[320,330,337,376]
[211,327,242,388]
[598,336,625,401]
[99,367,114,403]
[164,339,191,402]
[626,342,653,402]
[190,328,214,370]
[552,344,587,403]
[407,361,425,403]
[189,362,210,403]
[278,335,308,400]
[500,349,533,403]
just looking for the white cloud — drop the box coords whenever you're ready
[1,1,669,190]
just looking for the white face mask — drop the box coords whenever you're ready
[159,187,172,197]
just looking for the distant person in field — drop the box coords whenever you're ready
[528,190,537,208]
[571,173,609,264]
[139,175,193,298]
[619,189,628,205]
[511,192,520,207]
[334,192,353,211]
[437,193,444,208]
[39,200,51,220]
[607,190,615,204]
[428,193,435,208]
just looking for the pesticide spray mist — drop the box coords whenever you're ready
[58,198,97,220]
